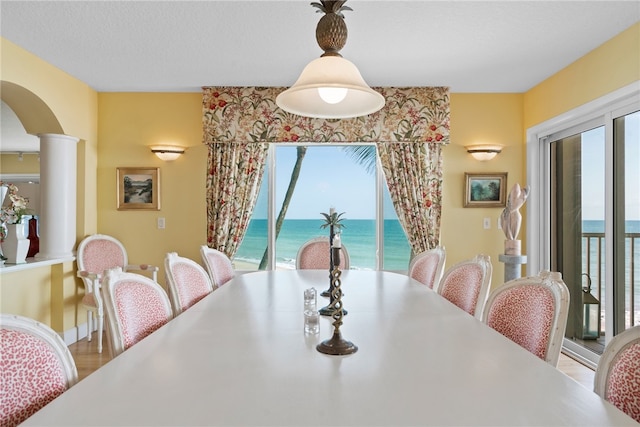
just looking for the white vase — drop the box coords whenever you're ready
[2,222,30,264]
[0,185,7,205]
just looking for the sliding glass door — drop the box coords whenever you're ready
[546,109,639,363]
[549,125,606,354]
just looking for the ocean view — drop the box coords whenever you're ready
[235,219,411,270]
[583,219,640,233]
[235,219,640,273]
[583,220,640,280]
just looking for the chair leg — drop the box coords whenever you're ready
[87,310,93,342]
[97,313,103,354]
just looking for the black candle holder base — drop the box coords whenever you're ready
[316,331,358,356]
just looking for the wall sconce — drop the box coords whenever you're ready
[465,144,503,161]
[150,145,185,161]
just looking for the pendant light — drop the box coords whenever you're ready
[276,1,385,119]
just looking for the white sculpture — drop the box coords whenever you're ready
[499,183,530,255]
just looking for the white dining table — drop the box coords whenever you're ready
[23,270,635,426]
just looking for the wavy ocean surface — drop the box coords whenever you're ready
[235,219,412,270]
[235,219,640,273]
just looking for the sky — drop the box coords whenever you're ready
[253,145,397,220]
[582,111,639,221]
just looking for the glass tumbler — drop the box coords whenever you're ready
[304,309,320,335]
[303,287,319,334]
[304,287,317,312]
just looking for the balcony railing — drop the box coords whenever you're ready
[583,232,640,329]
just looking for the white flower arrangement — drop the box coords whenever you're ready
[0,182,31,225]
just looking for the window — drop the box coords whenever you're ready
[234,144,411,271]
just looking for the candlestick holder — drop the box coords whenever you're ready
[320,224,335,298]
[319,210,346,298]
[316,264,358,356]
[319,246,347,316]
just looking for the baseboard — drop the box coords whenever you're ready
[61,322,90,346]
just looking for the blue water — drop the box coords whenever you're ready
[581,220,640,316]
[582,221,640,277]
[235,219,640,273]
[583,220,640,233]
[235,219,411,270]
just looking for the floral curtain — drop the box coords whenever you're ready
[203,87,449,144]
[377,142,443,255]
[202,86,449,259]
[205,142,268,257]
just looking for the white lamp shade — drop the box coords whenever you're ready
[276,56,385,119]
[150,145,185,161]
[466,144,503,161]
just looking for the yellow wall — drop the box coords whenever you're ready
[0,153,40,174]
[445,93,525,287]
[97,93,207,288]
[525,22,640,129]
[1,268,54,323]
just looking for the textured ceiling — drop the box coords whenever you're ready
[1,1,639,93]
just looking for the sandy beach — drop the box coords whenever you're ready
[232,259,295,272]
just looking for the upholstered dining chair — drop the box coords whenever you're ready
[408,246,446,291]
[295,236,350,270]
[436,254,492,319]
[76,234,159,353]
[481,270,570,367]
[100,267,173,357]
[200,245,235,289]
[594,325,640,422]
[165,252,214,315]
[0,314,78,427]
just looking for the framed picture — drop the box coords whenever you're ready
[116,167,160,210]
[464,172,507,208]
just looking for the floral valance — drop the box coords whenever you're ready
[202,87,449,144]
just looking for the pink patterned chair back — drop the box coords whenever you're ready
[165,252,214,315]
[594,325,640,422]
[408,246,446,291]
[77,235,128,282]
[76,234,159,353]
[437,254,492,319]
[481,270,569,366]
[0,314,78,427]
[200,246,235,289]
[295,237,350,270]
[101,267,173,357]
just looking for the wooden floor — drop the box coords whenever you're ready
[69,331,596,389]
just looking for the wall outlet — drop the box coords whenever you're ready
[483,217,491,229]
[157,217,165,229]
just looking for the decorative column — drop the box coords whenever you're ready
[36,133,79,260]
[499,253,527,282]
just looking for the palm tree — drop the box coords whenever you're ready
[342,145,377,175]
[258,146,307,269]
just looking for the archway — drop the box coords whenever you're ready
[1,80,78,259]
